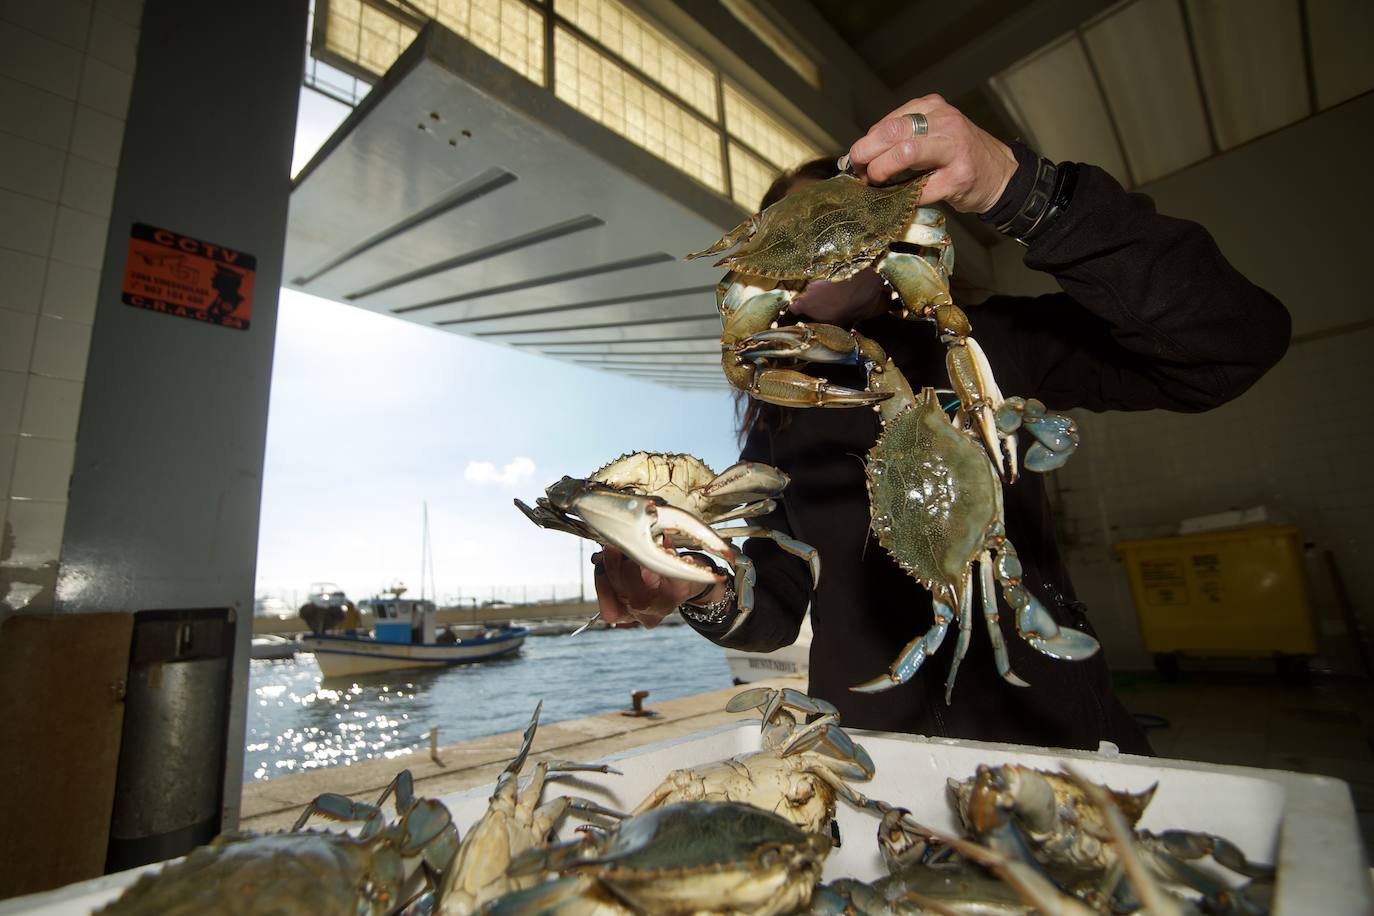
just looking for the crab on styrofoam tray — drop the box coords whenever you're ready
[3,723,1368,915]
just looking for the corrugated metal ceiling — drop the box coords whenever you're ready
[990,0,1374,188]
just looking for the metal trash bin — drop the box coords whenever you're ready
[105,608,235,873]
[1114,525,1317,674]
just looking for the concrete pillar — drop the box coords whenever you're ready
[0,0,305,890]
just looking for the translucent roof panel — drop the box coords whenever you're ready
[1186,0,1307,150]
[722,83,822,171]
[555,0,718,120]
[1307,0,1374,109]
[1083,0,1212,185]
[990,35,1131,187]
[554,26,725,193]
[728,140,780,210]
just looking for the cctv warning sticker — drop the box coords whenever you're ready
[122,223,256,330]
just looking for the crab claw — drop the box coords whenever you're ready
[1004,587,1101,661]
[573,490,732,585]
[947,338,1017,481]
[735,323,863,365]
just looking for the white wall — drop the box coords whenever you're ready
[992,92,1374,671]
[0,0,141,613]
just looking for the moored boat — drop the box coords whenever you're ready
[300,593,528,678]
[250,633,298,661]
[723,614,811,685]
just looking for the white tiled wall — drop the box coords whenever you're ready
[0,0,141,612]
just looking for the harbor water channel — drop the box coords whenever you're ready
[245,622,731,782]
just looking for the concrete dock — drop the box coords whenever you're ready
[239,677,803,832]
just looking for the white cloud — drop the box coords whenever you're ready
[465,456,536,487]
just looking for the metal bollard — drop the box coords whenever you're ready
[621,689,658,718]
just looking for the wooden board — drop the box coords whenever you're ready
[0,613,133,900]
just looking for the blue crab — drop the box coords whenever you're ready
[687,171,1094,699]
[515,451,819,634]
[948,764,1275,914]
[97,771,457,915]
[439,702,623,913]
[631,686,880,836]
[487,800,832,915]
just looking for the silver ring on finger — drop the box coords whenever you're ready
[906,111,929,138]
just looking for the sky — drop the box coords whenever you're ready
[253,88,740,608]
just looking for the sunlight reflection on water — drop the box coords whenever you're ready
[245,624,732,781]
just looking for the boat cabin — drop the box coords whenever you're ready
[368,598,438,645]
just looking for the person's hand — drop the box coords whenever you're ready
[845,94,1017,214]
[592,546,726,629]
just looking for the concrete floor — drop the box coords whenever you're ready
[1115,671,1374,852]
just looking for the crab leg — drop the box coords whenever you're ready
[718,275,890,408]
[988,535,1100,662]
[704,499,775,525]
[723,553,756,637]
[778,717,876,781]
[720,523,821,586]
[701,460,790,505]
[980,553,1030,689]
[948,336,1018,480]
[851,599,954,693]
[996,397,1081,473]
[941,568,977,704]
[875,247,1024,480]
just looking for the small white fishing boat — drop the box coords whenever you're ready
[724,615,811,685]
[300,593,527,678]
[250,634,298,661]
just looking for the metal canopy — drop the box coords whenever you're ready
[285,23,741,391]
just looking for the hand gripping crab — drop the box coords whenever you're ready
[948,764,1274,914]
[488,800,832,916]
[99,770,457,916]
[440,702,623,914]
[688,172,1093,699]
[630,686,881,836]
[516,452,820,631]
[688,169,1080,481]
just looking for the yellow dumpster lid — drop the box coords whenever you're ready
[1114,524,1302,553]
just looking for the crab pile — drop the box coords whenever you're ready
[686,168,1097,701]
[95,689,1275,915]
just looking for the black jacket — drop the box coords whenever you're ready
[689,164,1291,754]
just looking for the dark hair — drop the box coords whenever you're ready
[734,156,843,445]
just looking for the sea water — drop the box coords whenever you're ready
[245,623,732,782]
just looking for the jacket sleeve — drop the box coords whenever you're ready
[682,426,812,653]
[995,164,1291,413]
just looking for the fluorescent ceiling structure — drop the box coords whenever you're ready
[286,24,756,392]
[286,0,837,391]
[990,0,1374,188]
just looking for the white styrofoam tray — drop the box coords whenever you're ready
[4,723,1369,915]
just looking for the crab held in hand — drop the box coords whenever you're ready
[689,169,1091,700]
[689,167,1080,481]
[515,451,819,634]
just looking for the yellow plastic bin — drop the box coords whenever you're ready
[1114,525,1317,675]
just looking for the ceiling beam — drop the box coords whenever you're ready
[894,0,1119,102]
[856,1,981,85]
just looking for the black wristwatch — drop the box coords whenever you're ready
[985,142,1081,247]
